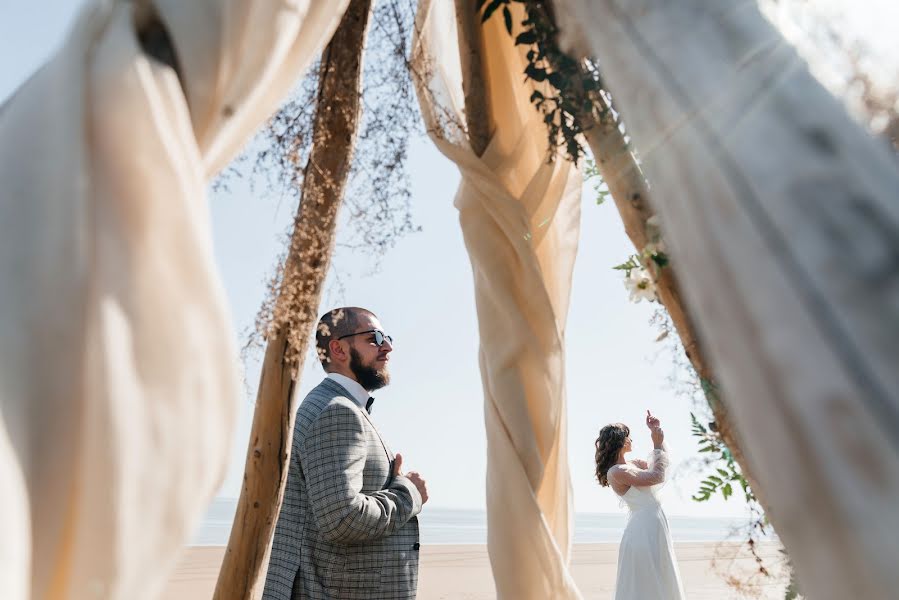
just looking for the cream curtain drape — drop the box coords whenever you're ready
[555,1,899,599]
[0,1,348,598]
[413,1,583,597]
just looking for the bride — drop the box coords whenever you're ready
[595,411,686,600]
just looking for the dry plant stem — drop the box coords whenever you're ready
[212,1,372,598]
[454,0,492,157]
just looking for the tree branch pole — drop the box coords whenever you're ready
[212,2,372,598]
[542,0,765,504]
[577,100,759,492]
[455,0,492,157]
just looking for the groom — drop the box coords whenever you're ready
[262,307,428,600]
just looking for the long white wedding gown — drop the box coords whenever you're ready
[610,449,686,600]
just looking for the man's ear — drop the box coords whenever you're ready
[328,338,348,363]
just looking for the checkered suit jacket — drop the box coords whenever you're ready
[262,378,423,600]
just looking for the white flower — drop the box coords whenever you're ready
[624,266,658,303]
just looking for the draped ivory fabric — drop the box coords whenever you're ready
[0,1,348,598]
[555,2,899,599]
[413,1,583,597]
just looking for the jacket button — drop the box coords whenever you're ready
[412,543,420,551]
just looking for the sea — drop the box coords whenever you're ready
[192,497,762,546]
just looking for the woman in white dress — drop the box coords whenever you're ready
[595,411,686,600]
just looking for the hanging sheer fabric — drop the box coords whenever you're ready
[412,1,582,597]
[554,2,899,599]
[0,1,348,598]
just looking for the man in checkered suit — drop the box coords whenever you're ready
[262,307,428,600]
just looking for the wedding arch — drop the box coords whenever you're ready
[0,1,896,599]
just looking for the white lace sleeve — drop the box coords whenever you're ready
[609,449,668,488]
[648,448,669,475]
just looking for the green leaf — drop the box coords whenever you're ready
[582,77,600,91]
[515,31,538,46]
[481,0,504,23]
[612,256,639,272]
[546,71,565,90]
[722,483,733,499]
[650,252,670,268]
[524,64,547,82]
[565,138,578,160]
[503,6,513,34]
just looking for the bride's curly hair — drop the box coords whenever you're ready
[595,423,630,487]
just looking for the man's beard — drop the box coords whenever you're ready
[349,347,390,391]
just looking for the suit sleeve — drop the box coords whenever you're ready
[301,400,422,544]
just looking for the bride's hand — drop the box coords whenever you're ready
[647,410,664,447]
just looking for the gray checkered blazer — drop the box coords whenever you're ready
[262,378,423,600]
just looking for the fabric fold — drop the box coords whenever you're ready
[412,1,583,597]
[0,1,348,598]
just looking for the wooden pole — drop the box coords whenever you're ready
[212,1,372,597]
[536,0,762,502]
[576,101,758,496]
[454,0,492,157]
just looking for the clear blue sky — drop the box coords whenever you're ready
[11,0,893,518]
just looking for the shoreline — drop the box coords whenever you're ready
[163,541,790,599]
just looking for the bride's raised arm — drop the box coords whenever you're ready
[610,449,669,488]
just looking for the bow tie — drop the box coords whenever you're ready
[366,397,375,414]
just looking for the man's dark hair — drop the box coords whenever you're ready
[315,307,375,370]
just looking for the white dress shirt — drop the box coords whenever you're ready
[327,372,370,410]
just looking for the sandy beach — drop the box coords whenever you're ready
[162,541,790,599]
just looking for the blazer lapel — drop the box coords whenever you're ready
[320,378,393,459]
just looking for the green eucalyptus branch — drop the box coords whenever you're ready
[478,0,604,162]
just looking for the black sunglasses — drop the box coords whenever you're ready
[337,329,394,347]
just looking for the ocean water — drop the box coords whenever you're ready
[191,498,760,546]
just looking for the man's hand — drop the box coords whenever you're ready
[406,471,429,505]
[393,453,429,504]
